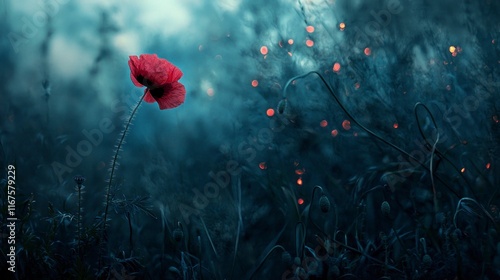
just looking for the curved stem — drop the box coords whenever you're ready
[282,71,461,198]
[283,71,419,158]
[306,185,330,237]
[100,92,145,265]
[296,221,306,258]
[414,103,440,213]
[248,245,286,280]
[414,102,478,202]
[76,182,82,259]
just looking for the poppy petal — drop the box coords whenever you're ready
[140,54,183,85]
[143,88,156,103]
[129,54,186,110]
[139,54,169,86]
[156,82,186,110]
[164,62,183,84]
[138,53,159,62]
[128,56,144,87]
[130,73,143,87]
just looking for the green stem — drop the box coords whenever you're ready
[100,92,145,266]
[126,211,133,256]
[414,103,440,213]
[78,184,82,257]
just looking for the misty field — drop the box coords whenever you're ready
[1,0,500,279]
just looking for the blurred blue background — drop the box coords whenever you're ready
[1,0,500,278]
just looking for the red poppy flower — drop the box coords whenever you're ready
[128,54,186,110]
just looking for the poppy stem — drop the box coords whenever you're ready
[100,92,146,267]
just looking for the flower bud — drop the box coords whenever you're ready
[319,195,331,213]
[74,175,85,185]
[381,201,390,216]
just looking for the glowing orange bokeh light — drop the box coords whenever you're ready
[306,25,315,33]
[297,177,303,185]
[288,39,294,45]
[342,120,351,130]
[486,163,491,169]
[320,120,328,127]
[266,108,275,117]
[364,47,371,56]
[333,62,341,72]
[298,198,305,205]
[259,162,267,170]
[449,46,456,53]
[260,46,268,55]
[461,167,466,173]
[339,22,345,30]
[331,129,338,137]
[306,39,314,47]
[393,123,399,129]
[295,168,305,175]
[251,80,259,87]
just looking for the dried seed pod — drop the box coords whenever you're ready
[74,175,86,185]
[319,195,331,213]
[381,201,390,216]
